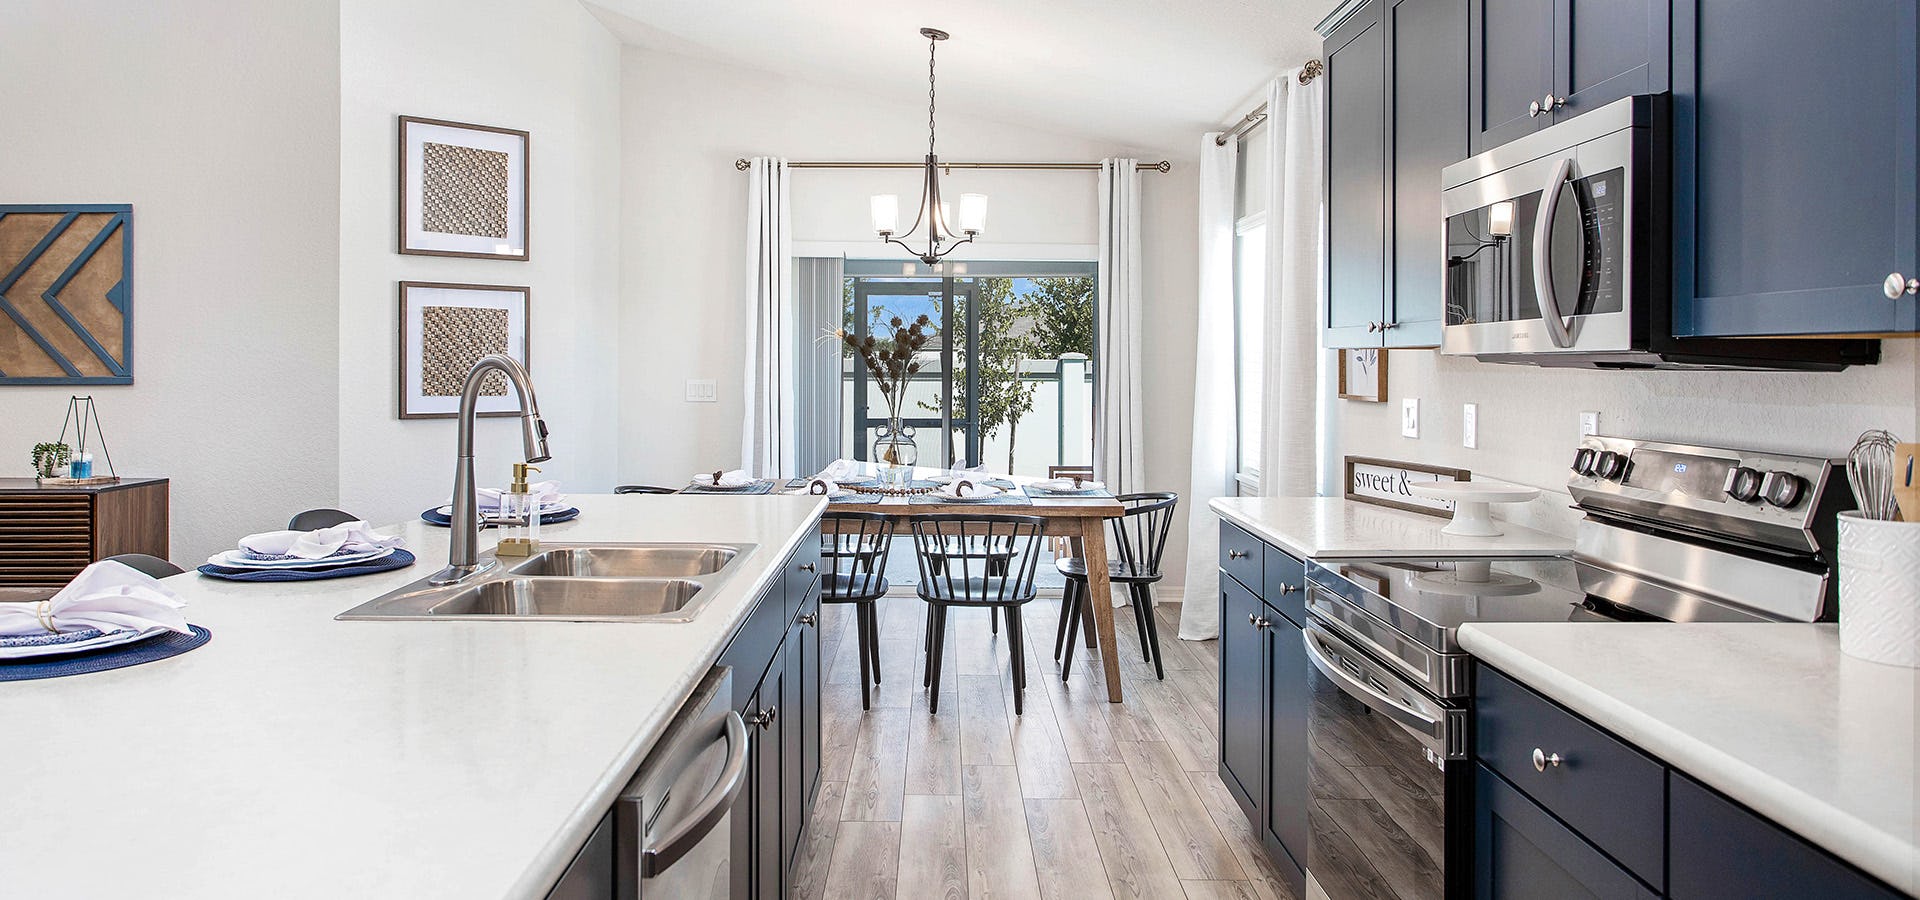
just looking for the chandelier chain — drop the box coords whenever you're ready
[927,35,937,157]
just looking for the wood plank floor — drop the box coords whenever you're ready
[796,593,1301,900]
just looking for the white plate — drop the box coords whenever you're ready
[0,626,168,661]
[1032,478,1105,492]
[209,546,396,570]
[434,502,569,517]
[690,481,759,491]
[931,487,1007,502]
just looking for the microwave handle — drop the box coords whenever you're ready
[1531,155,1577,349]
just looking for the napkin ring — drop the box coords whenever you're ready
[810,480,829,496]
[956,480,975,497]
[34,600,57,634]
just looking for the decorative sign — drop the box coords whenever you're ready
[0,204,133,385]
[1344,455,1470,517]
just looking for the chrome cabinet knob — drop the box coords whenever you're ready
[1884,273,1918,299]
[1532,748,1564,771]
[800,562,817,573]
[1544,93,1565,110]
[1529,100,1544,118]
[753,707,779,729]
[1279,584,1301,595]
[1247,613,1270,630]
[798,613,818,627]
[1228,550,1249,559]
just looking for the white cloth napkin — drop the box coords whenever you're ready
[471,480,564,512]
[818,459,865,482]
[694,469,755,488]
[937,480,1005,499]
[237,521,406,560]
[0,560,191,637]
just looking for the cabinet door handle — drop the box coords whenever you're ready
[752,707,779,730]
[1228,549,1249,559]
[1531,748,1564,771]
[798,613,818,627]
[1885,273,1919,299]
[1528,99,1544,118]
[800,562,817,573]
[1543,93,1565,111]
[1278,584,1300,595]
[1248,613,1272,629]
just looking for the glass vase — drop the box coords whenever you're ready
[873,417,918,487]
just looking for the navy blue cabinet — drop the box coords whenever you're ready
[1325,0,1462,349]
[1474,764,1659,899]
[1469,0,1667,154]
[1217,523,1311,898]
[1669,773,1905,900]
[1672,0,1920,337]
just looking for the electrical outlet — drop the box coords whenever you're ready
[1580,411,1601,437]
[1401,398,1421,438]
[685,379,718,403]
[1463,403,1478,449]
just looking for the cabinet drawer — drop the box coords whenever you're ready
[1262,546,1306,627]
[1475,764,1657,899]
[1475,666,1665,890]
[783,525,821,625]
[1670,772,1904,900]
[1218,521,1263,595]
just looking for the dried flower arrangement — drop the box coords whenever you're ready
[836,314,936,424]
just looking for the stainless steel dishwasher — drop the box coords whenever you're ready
[614,666,748,899]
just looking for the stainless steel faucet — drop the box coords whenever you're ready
[429,354,551,586]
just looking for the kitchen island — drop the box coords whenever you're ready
[0,493,825,899]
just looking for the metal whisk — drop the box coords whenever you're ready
[1848,429,1901,521]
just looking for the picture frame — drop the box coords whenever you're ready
[1343,455,1470,517]
[0,204,133,385]
[1337,347,1387,402]
[397,282,530,419]
[397,116,529,260]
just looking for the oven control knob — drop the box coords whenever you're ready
[1572,448,1597,476]
[1594,450,1628,480]
[1723,466,1764,503]
[1761,471,1807,508]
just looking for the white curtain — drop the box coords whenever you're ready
[1096,158,1146,495]
[1258,72,1328,498]
[741,157,796,478]
[1178,134,1239,641]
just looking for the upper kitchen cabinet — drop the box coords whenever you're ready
[1325,0,1390,348]
[1323,0,1463,349]
[1468,0,1669,155]
[1672,1,1920,337]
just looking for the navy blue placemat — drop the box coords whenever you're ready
[1024,485,1116,499]
[421,507,581,527]
[830,492,886,504]
[933,477,1017,490]
[909,492,1033,506]
[0,625,212,682]
[681,481,776,495]
[197,549,417,582]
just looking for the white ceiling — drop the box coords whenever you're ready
[583,0,1337,158]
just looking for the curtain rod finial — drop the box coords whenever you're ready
[734,158,751,171]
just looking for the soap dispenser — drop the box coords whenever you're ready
[495,463,542,558]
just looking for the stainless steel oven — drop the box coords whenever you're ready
[1440,94,1872,370]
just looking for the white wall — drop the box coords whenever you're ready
[617,48,1202,588]
[1339,345,1920,535]
[338,0,624,527]
[0,0,343,563]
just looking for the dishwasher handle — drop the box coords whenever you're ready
[636,709,750,879]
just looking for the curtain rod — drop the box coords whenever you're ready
[1214,58,1324,146]
[732,159,1173,173]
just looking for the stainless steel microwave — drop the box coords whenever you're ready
[1439,94,1874,370]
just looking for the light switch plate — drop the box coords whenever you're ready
[685,379,718,403]
[1401,398,1420,438]
[1463,403,1478,449]
[1580,411,1601,436]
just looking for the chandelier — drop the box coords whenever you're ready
[870,27,988,265]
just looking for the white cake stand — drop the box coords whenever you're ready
[1407,480,1541,537]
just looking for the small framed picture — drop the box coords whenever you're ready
[398,282,530,419]
[1337,348,1387,402]
[397,116,529,260]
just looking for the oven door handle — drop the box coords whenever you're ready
[1531,155,1578,349]
[1302,623,1445,741]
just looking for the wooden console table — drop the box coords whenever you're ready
[0,477,169,588]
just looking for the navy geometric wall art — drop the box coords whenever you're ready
[0,204,133,385]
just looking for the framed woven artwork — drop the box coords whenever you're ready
[397,116,529,260]
[397,282,529,419]
[0,204,133,385]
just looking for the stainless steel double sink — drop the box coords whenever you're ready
[335,542,756,623]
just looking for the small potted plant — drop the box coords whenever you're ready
[31,442,71,480]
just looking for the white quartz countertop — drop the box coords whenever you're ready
[1459,622,1920,895]
[1210,496,1571,560]
[0,493,825,900]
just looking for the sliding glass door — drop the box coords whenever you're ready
[847,278,979,467]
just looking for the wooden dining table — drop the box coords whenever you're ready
[784,466,1132,703]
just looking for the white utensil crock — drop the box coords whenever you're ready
[1837,511,1920,668]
